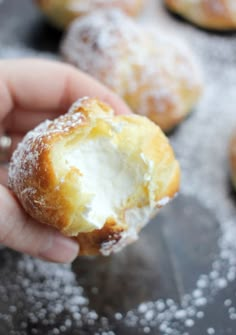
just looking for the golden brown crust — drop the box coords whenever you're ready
[8,113,87,233]
[36,0,144,29]
[9,98,180,256]
[76,219,125,255]
[165,0,236,30]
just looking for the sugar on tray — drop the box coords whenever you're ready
[1,0,236,334]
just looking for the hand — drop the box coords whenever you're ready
[0,58,131,263]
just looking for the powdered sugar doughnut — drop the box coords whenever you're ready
[165,0,236,30]
[8,98,180,256]
[36,0,144,29]
[61,9,203,132]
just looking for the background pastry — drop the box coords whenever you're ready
[229,131,236,190]
[165,0,236,30]
[8,97,180,256]
[36,0,144,29]
[61,9,203,132]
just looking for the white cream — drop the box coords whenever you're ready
[64,138,146,229]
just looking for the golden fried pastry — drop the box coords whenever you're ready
[165,0,236,30]
[36,0,144,29]
[8,97,180,256]
[61,9,203,132]
[229,131,236,189]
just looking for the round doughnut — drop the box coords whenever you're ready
[8,97,180,256]
[35,0,144,29]
[165,0,236,30]
[61,9,203,132]
[229,131,236,189]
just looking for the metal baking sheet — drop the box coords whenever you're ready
[0,0,236,334]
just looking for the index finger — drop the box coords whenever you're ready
[0,58,131,122]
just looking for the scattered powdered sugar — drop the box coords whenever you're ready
[124,3,236,334]
[0,253,104,334]
[2,0,236,334]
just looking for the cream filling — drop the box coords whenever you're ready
[64,138,146,229]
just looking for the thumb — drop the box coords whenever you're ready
[0,184,79,263]
[0,166,8,187]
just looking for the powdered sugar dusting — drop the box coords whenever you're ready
[61,9,149,96]
[61,9,202,126]
[8,103,84,196]
[2,0,236,334]
[8,121,49,192]
[68,96,90,113]
[0,254,103,334]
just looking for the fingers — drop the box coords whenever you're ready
[0,58,131,262]
[3,108,56,134]
[0,59,131,132]
[0,184,79,263]
[0,78,12,122]
[0,166,8,187]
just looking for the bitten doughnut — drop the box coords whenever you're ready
[61,9,203,132]
[229,131,236,189]
[36,0,144,29]
[165,0,236,30]
[8,97,180,256]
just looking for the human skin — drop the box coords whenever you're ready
[0,59,131,263]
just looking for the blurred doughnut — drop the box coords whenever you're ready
[165,0,236,30]
[61,9,203,132]
[36,0,144,29]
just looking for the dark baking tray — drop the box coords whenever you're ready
[1,0,236,334]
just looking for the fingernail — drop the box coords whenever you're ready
[39,231,79,263]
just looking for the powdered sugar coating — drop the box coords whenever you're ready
[8,96,179,256]
[9,111,84,193]
[2,0,236,333]
[61,9,203,131]
[62,9,149,95]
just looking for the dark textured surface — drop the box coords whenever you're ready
[0,195,221,334]
[1,0,236,334]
